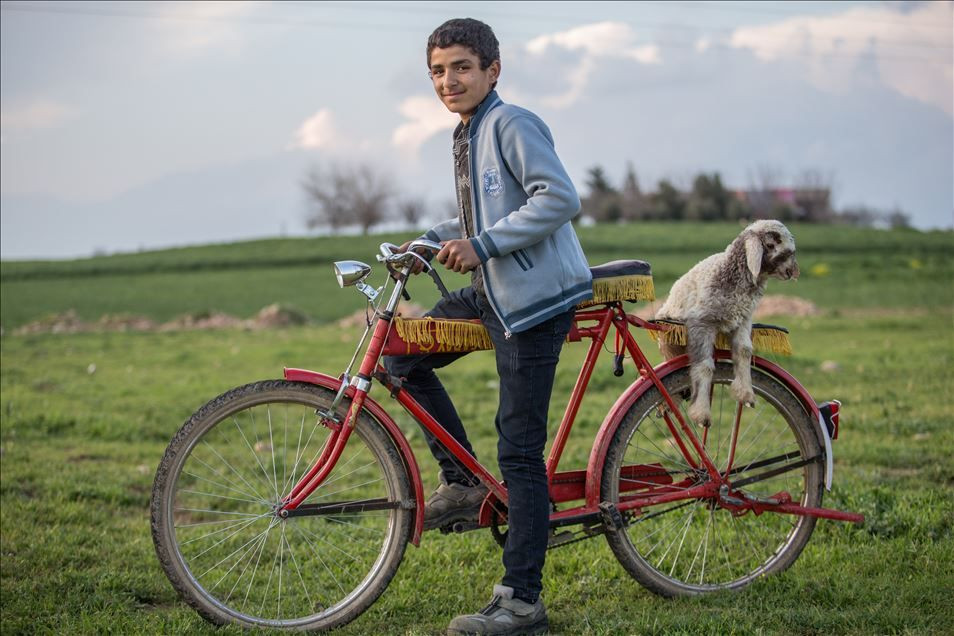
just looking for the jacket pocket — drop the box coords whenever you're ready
[511,248,534,271]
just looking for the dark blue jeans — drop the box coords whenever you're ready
[384,286,573,603]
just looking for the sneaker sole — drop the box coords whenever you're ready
[447,617,548,636]
[423,505,483,531]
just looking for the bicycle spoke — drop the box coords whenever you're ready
[224,524,269,605]
[180,514,265,548]
[268,407,281,505]
[284,528,315,612]
[183,467,271,506]
[241,411,279,501]
[293,520,362,562]
[180,488,269,507]
[207,521,273,595]
[242,526,272,610]
[200,519,277,582]
[176,507,266,518]
[284,412,327,496]
[199,441,271,505]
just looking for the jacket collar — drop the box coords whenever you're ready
[467,90,502,139]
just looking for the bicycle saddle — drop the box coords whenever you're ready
[589,260,652,279]
[580,260,655,307]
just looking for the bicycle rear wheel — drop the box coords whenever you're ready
[601,363,824,596]
[151,380,413,631]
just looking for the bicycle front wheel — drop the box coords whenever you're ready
[151,380,413,631]
[601,363,824,596]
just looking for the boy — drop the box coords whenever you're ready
[385,18,591,635]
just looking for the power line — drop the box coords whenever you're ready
[1,1,950,63]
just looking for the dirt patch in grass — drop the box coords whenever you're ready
[14,303,310,335]
[634,294,822,320]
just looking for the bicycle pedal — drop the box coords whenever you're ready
[439,520,482,534]
[598,502,625,531]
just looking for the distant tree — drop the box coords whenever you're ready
[398,196,428,229]
[793,169,835,223]
[836,204,911,228]
[651,179,686,220]
[440,197,459,221]
[746,164,788,220]
[885,207,912,229]
[302,163,393,234]
[835,205,879,228]
[686,172,730,221]
[620,162,648,221]
[582,165,623,223]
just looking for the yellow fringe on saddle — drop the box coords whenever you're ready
[648,321,793,356]
[393,317,494,352]
[578,274,656,308]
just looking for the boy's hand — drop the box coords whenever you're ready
[394,240,428,275]
[437,239,480,273]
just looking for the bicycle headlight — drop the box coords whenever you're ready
[333,261,372,288]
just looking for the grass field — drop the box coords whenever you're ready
[1,222,952,634]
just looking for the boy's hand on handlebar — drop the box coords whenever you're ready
[437,240,480,273]
[395,240,427,275]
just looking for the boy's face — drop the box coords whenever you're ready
[429,45,500,123]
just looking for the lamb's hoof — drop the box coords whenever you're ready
[731,381,756,407]
[688,404,712,427]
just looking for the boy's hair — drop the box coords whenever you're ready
[426,18,500,71]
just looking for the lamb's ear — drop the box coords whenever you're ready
[744,233,763,283]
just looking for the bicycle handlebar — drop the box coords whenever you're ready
[376,240,450,300]
[377,240,442,270]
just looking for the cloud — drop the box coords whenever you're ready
[524,22,661,109]
[527,22,661,64]
[728,2,953,115]
[391,95,458,155]
[0,99,75,133]
[158,1,264,55]
[289,108,339,150]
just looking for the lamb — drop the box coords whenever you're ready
[655,220,800,426]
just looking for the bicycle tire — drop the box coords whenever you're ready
[601,362,824,596]
[151,380,413,631]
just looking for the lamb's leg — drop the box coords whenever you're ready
[730,324,755,407]
[686,320,717,426]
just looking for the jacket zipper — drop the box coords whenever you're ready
[468,134,512,339]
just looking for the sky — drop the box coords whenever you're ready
[1,0,952,260]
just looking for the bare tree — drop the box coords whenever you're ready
[793,169,835,223]
[620,162,647,221]
[302,163,393,234]
[746,164,787,220]
[398,196,428,229]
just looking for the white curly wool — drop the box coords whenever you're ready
[655,220,800,425]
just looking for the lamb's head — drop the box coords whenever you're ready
[740,220,799,284]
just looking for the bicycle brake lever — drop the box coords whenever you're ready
[427,267,451,299]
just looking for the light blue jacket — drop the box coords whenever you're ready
[425,91,592,335]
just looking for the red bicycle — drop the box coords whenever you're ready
[151,239,863,631]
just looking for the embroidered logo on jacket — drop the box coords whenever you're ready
[482,168,504,198]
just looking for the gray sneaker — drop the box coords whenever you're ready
[423,475,488,531]
[447,585,548,635]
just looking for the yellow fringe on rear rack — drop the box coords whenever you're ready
[578,274,655,308]
[648,322,793,355]
[393,317,494,351]
[751,327,793,356]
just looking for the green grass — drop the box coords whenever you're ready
[2,223,951,329]
[2,223,953,634]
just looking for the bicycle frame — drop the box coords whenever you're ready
[277,248,863,544]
